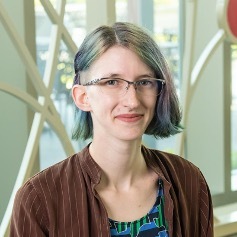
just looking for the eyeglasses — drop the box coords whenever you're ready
[82,77,166,97]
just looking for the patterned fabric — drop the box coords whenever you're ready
[109,179,169,237]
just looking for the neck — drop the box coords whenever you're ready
[89,138,148,191]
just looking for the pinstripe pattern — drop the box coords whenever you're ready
[10,145,213,237]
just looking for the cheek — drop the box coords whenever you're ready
[147,100,157,119]
[145,97,157,110]
[89,94,117,114]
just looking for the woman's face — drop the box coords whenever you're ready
[82,45,157,142]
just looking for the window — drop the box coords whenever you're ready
[116,0,128,22]
[35,0,87,169]
[153,0,180,152]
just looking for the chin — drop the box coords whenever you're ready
[117,132,143,142]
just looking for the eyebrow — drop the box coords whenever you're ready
[101,72,155,79]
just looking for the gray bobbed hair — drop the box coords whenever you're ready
[72,22,183,140]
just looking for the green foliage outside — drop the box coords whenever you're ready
[232,44,237,59]
[232,151,237,170]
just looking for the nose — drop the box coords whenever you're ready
[123,82,140,108]
[125,81,137,91]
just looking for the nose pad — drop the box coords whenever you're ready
[123,84,140,108]
[125,82,137,93]
[124,83,140,103]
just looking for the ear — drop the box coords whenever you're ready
[71,85,91,111]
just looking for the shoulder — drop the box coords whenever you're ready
[17,143,95,198]
[12,151,87,228]
[142,146,213,233]
[143,146,200,175]
[11,151,87,235]
[34,152,80,185]
[16,150,87,206]
[142,146,208,194]
[16,153,76,194]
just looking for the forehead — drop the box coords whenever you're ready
[86,45,154,78]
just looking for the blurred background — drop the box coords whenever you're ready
[0,0,236,236]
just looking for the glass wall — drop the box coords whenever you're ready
[35,0,87,169]
[153,0,180,153]
[34,0,237,206]
[116,0,128,22]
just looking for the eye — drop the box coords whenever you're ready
[106,80,118,85]
[100,78,122,87]
[137,79,154,87]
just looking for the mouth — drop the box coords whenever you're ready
[115,114,143,122]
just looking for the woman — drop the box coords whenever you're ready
[10,22,213,237]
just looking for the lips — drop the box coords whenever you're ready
[115,114,143,122]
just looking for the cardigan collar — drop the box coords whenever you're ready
[78,143,174,236]
[78,143,171,187]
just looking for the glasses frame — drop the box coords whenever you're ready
[82,77,166,96]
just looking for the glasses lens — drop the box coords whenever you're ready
[98,78,125,95]
[97,78,164,96]
[137,79,164,96]
[157,80,164,96]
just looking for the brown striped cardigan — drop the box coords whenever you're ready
[10,145,213,237]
